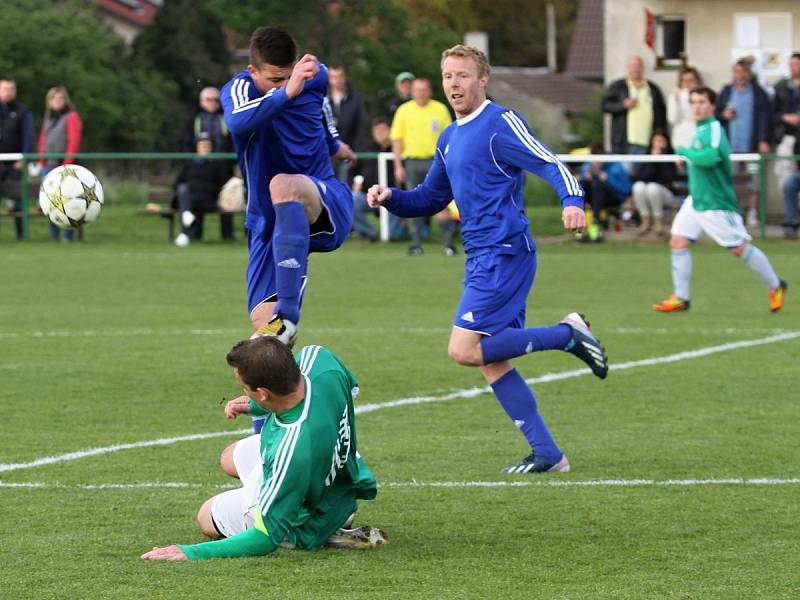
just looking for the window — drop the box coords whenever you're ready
[656,15,686,68]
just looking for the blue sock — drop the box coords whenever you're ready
[480,324,572,364]
[491,369,561,462]
[273,201,309,324]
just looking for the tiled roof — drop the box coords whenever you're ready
[489,69,602,115]
[565,0,604,80]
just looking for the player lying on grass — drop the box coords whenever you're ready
[221,26,356,351]
[141,338,384,561]
[652,85,787,313]
[367,45,609,475]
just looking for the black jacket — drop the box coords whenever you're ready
[715,82,772,150]
[328,85,367,149]
[0,99,35,162]
[173,159,232,211]
[602,79,667,153]
[178,109,232,153]
[772,78,800,140]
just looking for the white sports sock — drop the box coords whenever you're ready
[742,245,780,289]
[671,248,691,300]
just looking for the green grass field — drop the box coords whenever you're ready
[1,206,799,599]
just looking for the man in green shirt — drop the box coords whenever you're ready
[141,338,384,561]
[653,86,787,313]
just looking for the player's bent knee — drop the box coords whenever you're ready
[669,235,690,250]
[448,342,481,367]
[730,243,749,257]
[220,441,238,478]
[269,174,314,203]
[197,497,222,540]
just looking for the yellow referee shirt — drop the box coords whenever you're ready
[390,99,452,159]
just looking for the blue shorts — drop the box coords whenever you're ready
[453,249,536,335]
[247,176,353,313]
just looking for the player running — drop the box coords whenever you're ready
[221,27,356,349]
[652,86,787,313]
[141,338,383,561]
[367,45,608,474]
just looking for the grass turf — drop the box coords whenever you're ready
[1,205,799,599]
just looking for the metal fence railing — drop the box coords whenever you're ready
[2,151,797,241]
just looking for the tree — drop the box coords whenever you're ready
[0,0,178,151]
[132,0,231,108]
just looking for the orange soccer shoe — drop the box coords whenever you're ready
[652,294,690,313]
[769,280,788,313]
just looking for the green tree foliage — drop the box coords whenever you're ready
[0,0,177,152]
[206,0,460,117]
[132,0,231,107]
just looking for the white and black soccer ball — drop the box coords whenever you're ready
[39,164,104,229]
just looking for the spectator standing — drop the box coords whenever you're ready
[578,143,632,242]
[390,77,454,255]
[715,58,772,228]
[387,71,414,119]
[327,65,368,183]
[631,132,677,237]
[37,86,83,242]
[0,78,35,240]
[178,87,235,241]
[773,53,800,238]
[602,56,667,173]
[173,133,233,247]
[349,116,395,241]
[667,66,702,149]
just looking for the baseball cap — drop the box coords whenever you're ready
[395,71,415,85]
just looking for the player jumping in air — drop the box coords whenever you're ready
[652,86,787,313]
[221,27,356,349]
[141,338,383,561]
[367,45,609,474]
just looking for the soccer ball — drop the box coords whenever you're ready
[39,165,104,229]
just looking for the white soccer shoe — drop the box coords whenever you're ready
[325,526,388,549]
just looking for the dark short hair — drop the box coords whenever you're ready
[226,337,301,396]
[690,86,717,105]
[791,52,800,61]
[249,26,297,68]
[734,58,753,71]
[372,116,390,127]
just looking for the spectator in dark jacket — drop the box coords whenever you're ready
[349,116,396,241]
[579,143,632,242]
[173,133,233,247]
[715,58,772,228]
[328,65,367,183]
[773,53,800,143]
[632,132,678,236]
[602,56,667,162]
[0,77,35,240]
[387,71,414,119]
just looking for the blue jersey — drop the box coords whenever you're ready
[221,65,341,235]
[387,100,584,255]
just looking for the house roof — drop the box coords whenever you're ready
[489,68,602,115]
[564,0,604,80]
[98,0,161,27]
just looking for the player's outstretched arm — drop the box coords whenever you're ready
[366,185,392,208]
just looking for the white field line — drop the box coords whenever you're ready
[0,326,795,340]
[1,478,799,491]
[1,331,798,476]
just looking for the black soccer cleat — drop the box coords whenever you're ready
[501,453,570,474]
[560,312,609,379]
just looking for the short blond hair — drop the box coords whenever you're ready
[441,44,490,78]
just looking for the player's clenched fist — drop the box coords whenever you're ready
[286,54,319,98]
[224,395,251,420]
[366,185,392,208]
[562,205,585,233]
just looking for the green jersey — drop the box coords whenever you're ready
[676,116,738,212]
[181,345,377,560]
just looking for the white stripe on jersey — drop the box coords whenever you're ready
[322,97,339,137]
[238,80,250,108]
[710,120,721,148]
[231,88,277,115]
[258,426,300,513]
[299,345,322,374]
[502,111,581,196]
[488,133,512,179]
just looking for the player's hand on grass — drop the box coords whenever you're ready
[286,54,319,99]
[332,142,357,164]
[140,545,188,561]
[225,395,251,420]
[562,206,585,233]
[366,185,392,208]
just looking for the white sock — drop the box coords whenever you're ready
[741,245,780,289]
[181,210,196,228]
[671,248,691,300]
